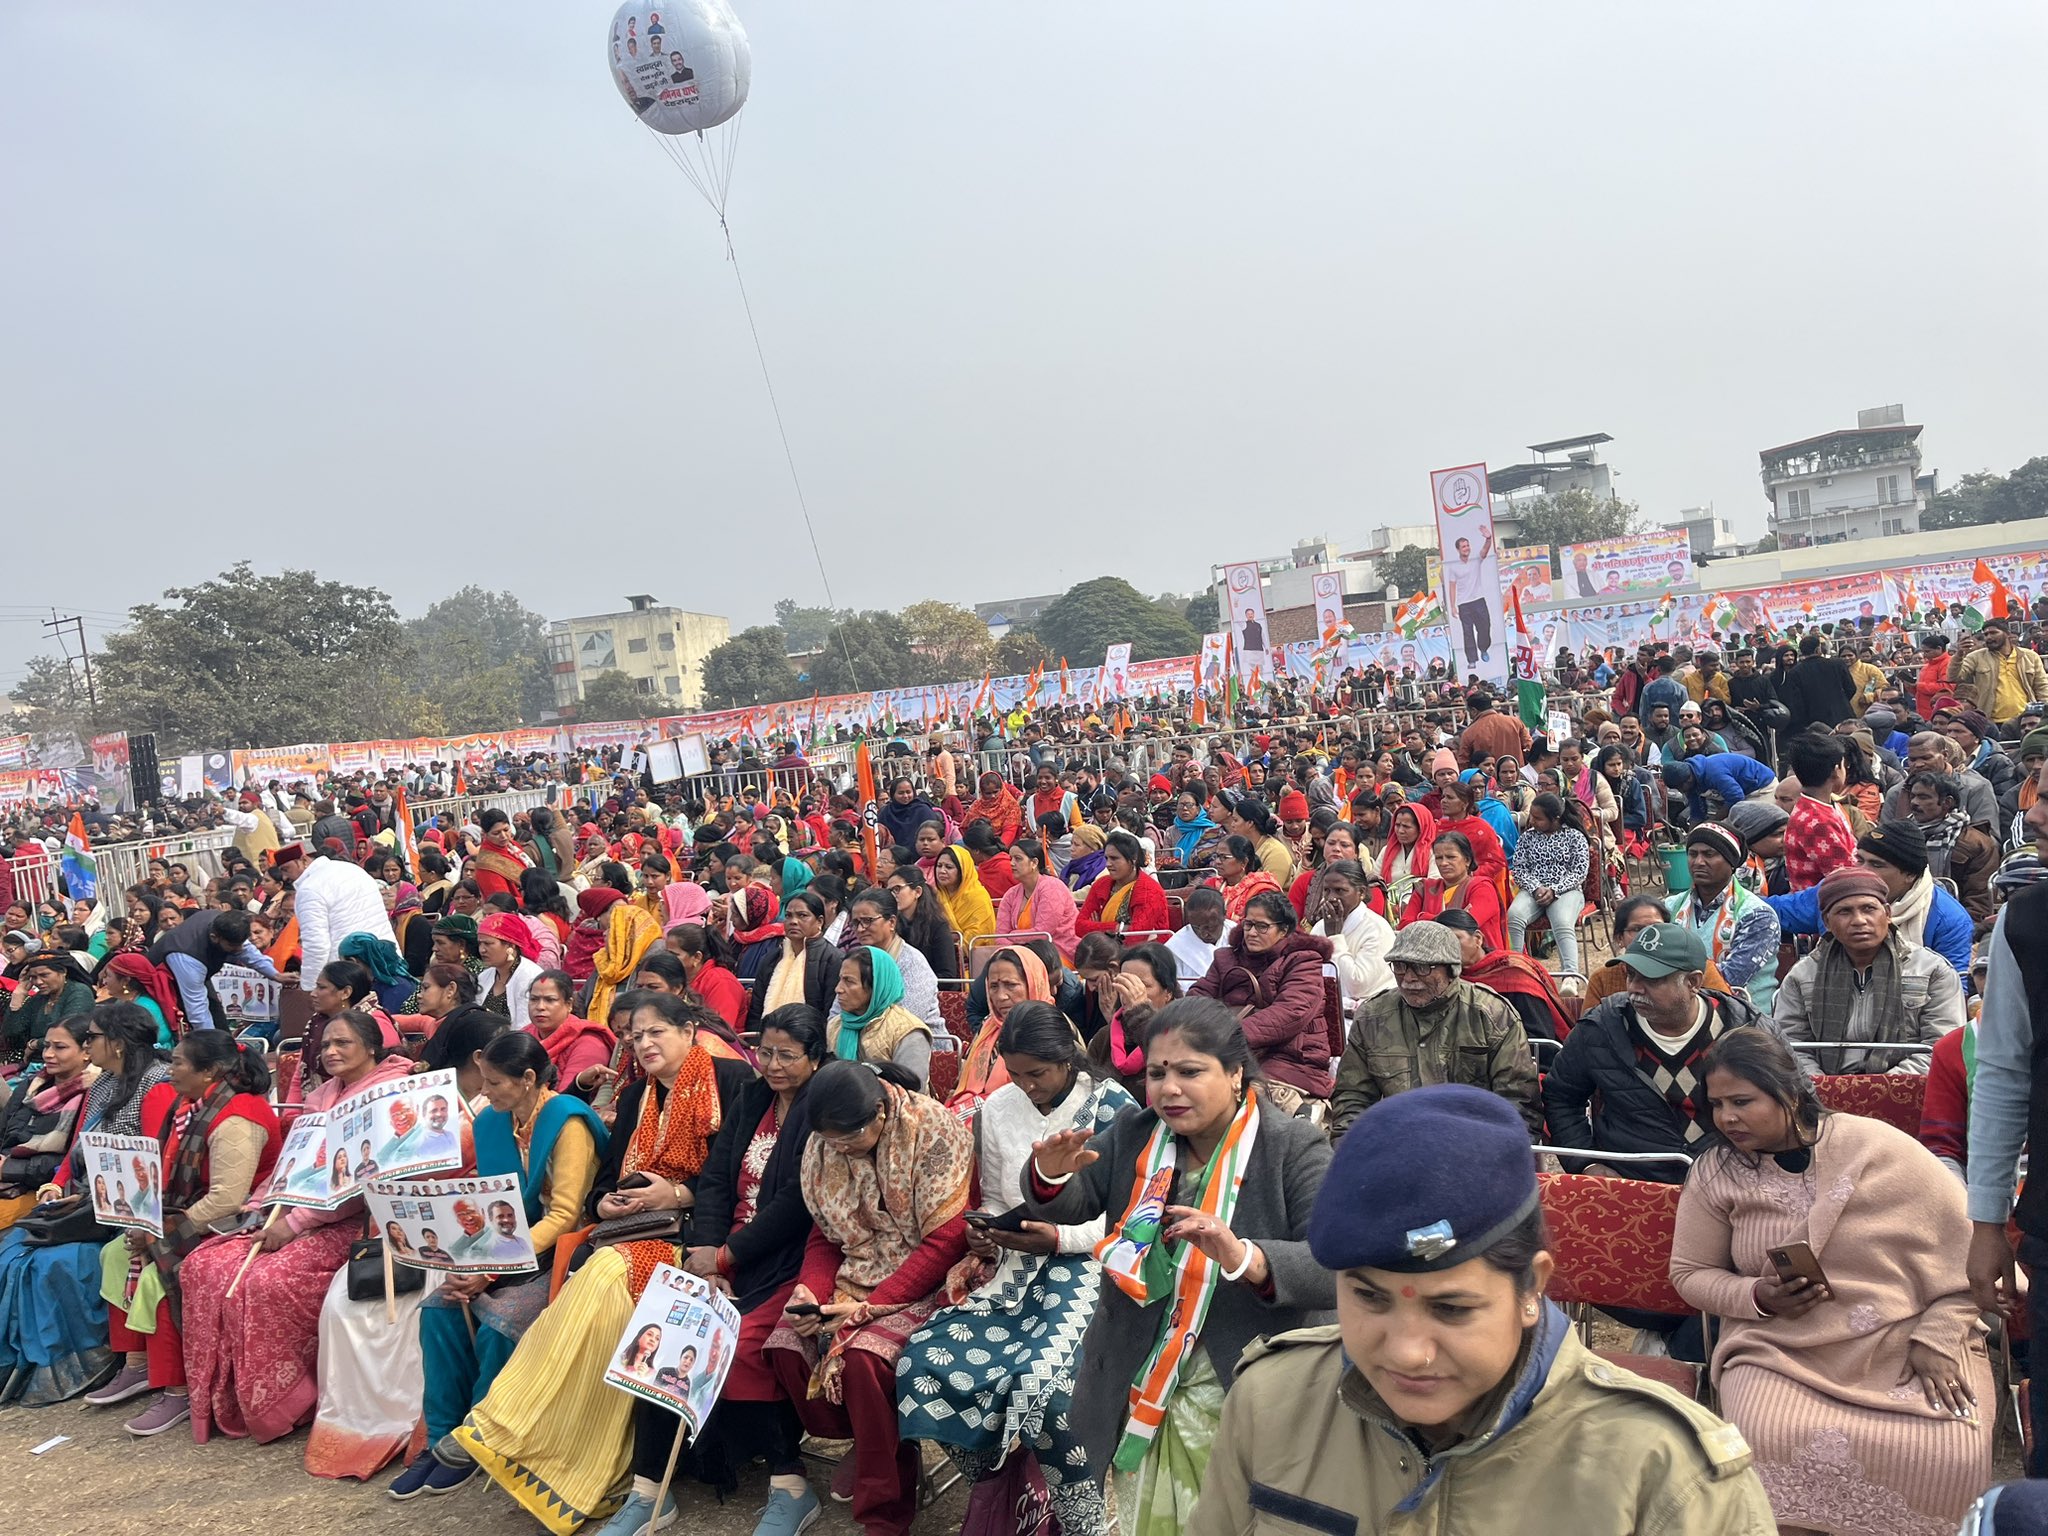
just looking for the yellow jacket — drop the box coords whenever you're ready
[1187,1320,1773,1536]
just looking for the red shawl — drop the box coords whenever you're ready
[538,1012,619,1079]
[1463,949,1573,1039]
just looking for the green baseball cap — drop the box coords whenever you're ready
[1607,922,1707,979]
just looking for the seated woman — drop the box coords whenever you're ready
[340,929,419,1018]
[1432,778,1508,892]
[477,911,544,1029]
[565,887,626,986]
[94,953,178,1048]
[1187,1083,1775,1536]
[1377,803,1437,921]
[887,867,962,985]
[1210,835,1282,925]
[5,950,95,1068]
[519,868,572,969]
[447,992,750,1533]
[1505,792,1592,977]
[764,1061,974,1536]
[300,960,401,1090]
[1075,830,1170,939]
[89,1032,280,1438]
[947,945,1054,1116]
[1288,820,1362,924]
[389,1031,607,1496]
[1190,891,1335,1114]
[900,1003,1136,1536]
[584,896,663,1032]
[303,1008,496,1478]
[1020,999,1335,1536]
[1671,1029,1991,1535]
[829,947,937,1090]
[934,844,997,950]
[0,1007,174,1405]
[400,913,485,1014]
[180,1010,414,1443]
[841,891,944,1034]
[1064,825,1109,893]
[620,1005,825,1531]
[961,822,1017,904]
[1090,941,1180,1100]
[994,836,1079,964]
[525,967,617,1089]
[747,889,844,1027]
[1400,830,1506,950]
[662,922,750,1036]
[0,1015,99,1233]
[727,884,786,984]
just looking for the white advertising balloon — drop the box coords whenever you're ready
[608,0,750,135]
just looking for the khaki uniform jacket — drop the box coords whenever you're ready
[1329,981,1539,1139]
[1187,1324,1774,1536]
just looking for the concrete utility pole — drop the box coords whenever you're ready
[43,612,98,720]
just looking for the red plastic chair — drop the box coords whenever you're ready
[1537,1169,1703,1399]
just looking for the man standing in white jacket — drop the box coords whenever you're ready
[273,842,395,983]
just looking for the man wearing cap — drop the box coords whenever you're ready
[1660,750,1775,828]
[1774,866,1962,1076]
[221,790,280,866]
[1726,800,1790,896]
[1864,704,1909,761]
[1766,818,1975,986]
[273,839,395,984]
[1664,822,1780,1013]
[1544,922,1780,1181]
[1949,617,2048,724]
[1188,1084,1774,1536]
[1329,920,1539,1139]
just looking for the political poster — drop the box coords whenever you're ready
[1557,531,1696,598]
[1101,643,1133,703]
[1430,463,1509,688]
[1198,632,1229,693]
[81,1132,163,1239]
[211,964,281,1025]
[1221,563,1275,685]
[1727,572,1887,633]
[1428,545,1553,607]
[364,1173,535,1275]
[1311,573,1347,644]
[603,1263,743,1440]
[255,1069,464,1210]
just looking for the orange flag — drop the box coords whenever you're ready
[1975,559,2012,619]
[854,740,880,879]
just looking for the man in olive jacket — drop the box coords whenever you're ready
[1329,920,1539,1138]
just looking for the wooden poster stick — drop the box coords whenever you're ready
[225,1207,281,1297]
[652,1417,688,1529]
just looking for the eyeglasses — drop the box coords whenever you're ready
[756,1046,810,1066]
[79,1030,105,1042]
[1390,961,1443,977]
[849,913,887,929]
[1239,919,1279,935]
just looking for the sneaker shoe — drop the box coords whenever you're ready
[389,1452,440,1500]
[124,1394,191,1437]
[83,1365,152,1408]
[753,1486,822,1536]
[421,1457,478,1495]
[829,1454,859,1503]
[596,1491,679,1536]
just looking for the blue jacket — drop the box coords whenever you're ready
[1766,882,1974,985]
[1682,753,1777,822]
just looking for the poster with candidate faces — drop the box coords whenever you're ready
[603,1263,742,1439]
[364,1174,535,1276]
[81,1132,163,1239]
[253,1069,465,1210]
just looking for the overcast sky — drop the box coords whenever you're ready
[4,1,2044,690]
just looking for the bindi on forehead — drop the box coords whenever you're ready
[1400,1285,1417,1299]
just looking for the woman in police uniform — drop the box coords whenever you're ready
[1187,1084,1775,1536]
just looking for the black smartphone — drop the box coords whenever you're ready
[784,1302,824,1317]
[966,1206,1031,1234]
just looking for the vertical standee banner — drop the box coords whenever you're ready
[1221,563,1273,684]
[1311,574,1346,642]
[1101,643,1133,703]
[1429,463,1509,689]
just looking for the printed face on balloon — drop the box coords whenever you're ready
[608,1,749,134]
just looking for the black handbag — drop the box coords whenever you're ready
[346,1238,426,1302]
[19,1196,111,1250]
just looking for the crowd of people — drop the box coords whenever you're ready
[4,612,2048,1533]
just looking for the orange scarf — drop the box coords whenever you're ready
[617,1044,722,1295]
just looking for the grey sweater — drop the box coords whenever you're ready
[1019,1097,1335,1478]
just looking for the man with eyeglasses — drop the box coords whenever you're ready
[1328,920,1539,1139]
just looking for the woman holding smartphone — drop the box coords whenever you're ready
[1671,1029,1990,1535]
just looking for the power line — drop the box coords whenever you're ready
[42,612,97,721]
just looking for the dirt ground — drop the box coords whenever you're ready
[0,1403,965,1536]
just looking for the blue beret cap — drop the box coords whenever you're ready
[1310,1084,1538,1273]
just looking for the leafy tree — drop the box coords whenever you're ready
[1380,545,1433,597]
[1750,533,1780,554]
[6,654,98,744]
[991,630,1050,674]
[702,626,802,708]
[1183,592,1220,635]
[807,612,924,694]
[574,668,654,723]
[92,563,422,754]
[1513,489,1641,573]
[405,586,553,728]
[1030,577,1201,665]
[1923,457,2048,531]
[773,599,844,653]
[901,600,993,681]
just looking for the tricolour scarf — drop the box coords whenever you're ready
[1095,1087,1262,1472]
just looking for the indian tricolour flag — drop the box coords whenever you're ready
[1393,590,1444,638]
[61,812,97,902]
[1507,586,1545,732]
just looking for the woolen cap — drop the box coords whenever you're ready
[1386,920,1465,973]
[1726,801,1789,845]
[1310,1084,1539,1273]
[1817,867,1891,916]
[1277,790,1311,821]
[1858,819,1929,879]
[1684,822,1746,868]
